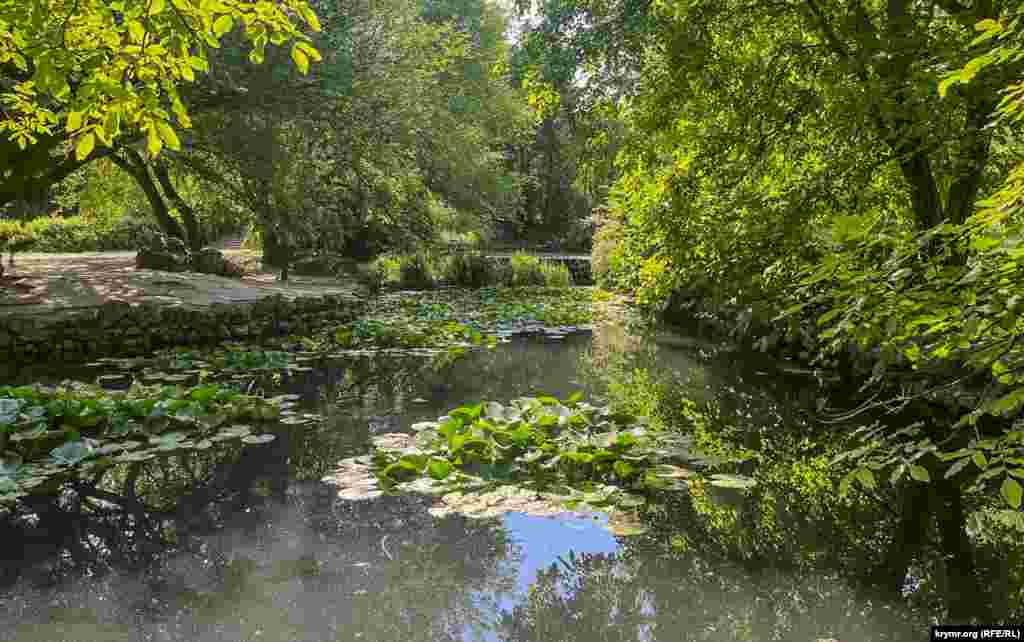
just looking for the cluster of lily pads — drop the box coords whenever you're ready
[323,394,756,536]
[87,346,305,390]
[0,382,316,504]
[277,286,594,355]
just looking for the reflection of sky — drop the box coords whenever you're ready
[464,512,620,642]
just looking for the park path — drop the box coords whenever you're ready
[0,249,356,315]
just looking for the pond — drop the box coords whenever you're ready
[0,312,1002,641]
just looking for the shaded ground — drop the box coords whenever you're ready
[0,250,359,316]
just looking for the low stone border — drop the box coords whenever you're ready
[0,293,366,364]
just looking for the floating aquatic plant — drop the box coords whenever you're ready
[323,393,756,537]
[0,382,315,504]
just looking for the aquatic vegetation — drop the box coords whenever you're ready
[331,318,494,350]
[324,394,755,536]
[0,382,312,504]
[162,347,291,371]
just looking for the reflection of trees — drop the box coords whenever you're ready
[584,319,1024,623]
[0,386,518,641]
[502,543,922,642]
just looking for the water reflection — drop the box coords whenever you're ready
[1,325,1019,640]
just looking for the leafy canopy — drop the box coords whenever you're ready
[0,0,322,162]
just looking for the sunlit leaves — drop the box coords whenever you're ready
[1001,476,1022,509]
[74,132,95,160]
[0,0,323,162]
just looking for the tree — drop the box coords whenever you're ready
[0,0,323,214]
[530,0,1024,620]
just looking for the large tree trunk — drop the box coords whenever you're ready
[152,158,204,251]
[877,480,932,597]
[110,149,187,242]
[935,477,987,622]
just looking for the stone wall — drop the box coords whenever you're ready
[0,294,365,365]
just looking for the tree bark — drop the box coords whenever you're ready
[877,480,932,598]
[946,88,998,226]
[110,149,187,242]
[152,158,204,251]
[935,476,987,622]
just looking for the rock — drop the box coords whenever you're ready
[191,247,228,276]
[136,248,188,272]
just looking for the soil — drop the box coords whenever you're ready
[0,250,359,317]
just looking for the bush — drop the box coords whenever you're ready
[591,208,627,289]
[398,253,435,289]
[509,252,546,287]
[492,258,513,286]
[0,220,32,255]
[12,215,162,253]
[443,252,496,288]
[540,261,572,287]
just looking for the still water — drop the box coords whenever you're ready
[0,332,956,641]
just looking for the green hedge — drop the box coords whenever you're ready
[0,216,161,253]
[371,251,575,289]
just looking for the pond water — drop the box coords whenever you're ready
[0,327,985,641]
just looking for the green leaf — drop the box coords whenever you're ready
[151,0,166,13]
[146,125,163,157]
[300,6,322,32]
[290,45,309,75]
[213,14,233,37]
[1001,477,1022,510]
[127,20,146,44]
[909,465,930,482]
[973,451,988,469]
[856,467,876,490]
[938,73,960,99]
[66,111,84,132]
[427,458,452,480]
[249,45,265,65]
[75,132,95,161]
[296,41,322,62]
[975,18,1003,33]
[944,457,971,479]
[155,121,181,151]
[241,434,276,444]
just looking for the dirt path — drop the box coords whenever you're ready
[0,250,359,315]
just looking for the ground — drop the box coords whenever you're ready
[0,250,359,316]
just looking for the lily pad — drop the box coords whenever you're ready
[241,434,277,444]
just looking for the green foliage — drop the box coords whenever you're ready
[0,220,34,255]
[329,318,494,351]
[398,253,436,290]
[443,252,497,289]
[161,348,290,373]
[539,261,572,288]
[0,381,292,503]
[0,0,321,159]
[21,215,160,252]
[509,252,545,286]
[329,394,751,525]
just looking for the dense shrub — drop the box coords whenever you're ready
[0,220,33,256]
[443,252,495,288]
[591,208,632,290]
[3,215,162,253]
[539,261,572,287]
[397,252,435,290]
[509,252,546,286]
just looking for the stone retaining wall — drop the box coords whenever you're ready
[0,294,365,365]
